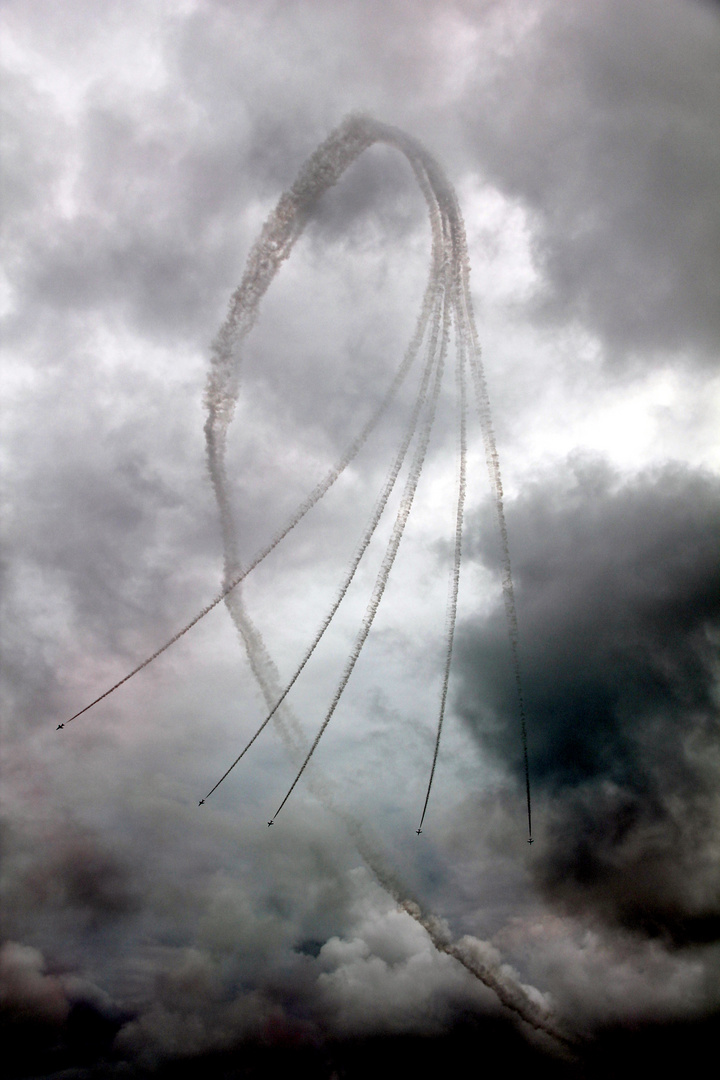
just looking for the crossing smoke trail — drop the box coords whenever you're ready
[202,114,556,1039]
[201,281,441,803]
[57,287,421,730]
[60,114,553,1041]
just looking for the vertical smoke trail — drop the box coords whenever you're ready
[446,197,532,840]
[464,342,532,841]
[270,283,451,822]
[417,312,468,833]
[60,116,531,842]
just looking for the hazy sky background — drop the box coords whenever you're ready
[2,1,719,1076]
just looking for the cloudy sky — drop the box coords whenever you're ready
[2,1,719,1076]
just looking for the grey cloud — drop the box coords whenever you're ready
[455,458,720,938]
[13,100,241,347]
[3,0,462,351]
[0,398,213,737]
[5,0,719,366]
[458,0,720,362]
[1,819,144,963]
[0,69,68,248]
[22,834,140,922]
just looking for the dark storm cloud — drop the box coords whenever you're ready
[2,800,523,1073]
[459,0,720,362]
[455,458,720,939]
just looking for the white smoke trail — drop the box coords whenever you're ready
[57,271,423,731]
[201,113,553,1038]
[450,209,532,838]
[399,902,573,1048]
[57,120,451,732]
[418,312,468,833]
[52,112,556,1042]
[55,115,552,1040]
[465,343,532,839]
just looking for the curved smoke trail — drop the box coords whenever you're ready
[418,313,468,833]
[57,278,422,730]
[269,284,450,822]
[201,280,441,804]
[203,114,552,1038]
[59,114,550,1041]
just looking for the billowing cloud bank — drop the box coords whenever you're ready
[2,1,719,1077]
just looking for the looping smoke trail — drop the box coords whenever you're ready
[62,114,552,1039]
[202,112,545,1030]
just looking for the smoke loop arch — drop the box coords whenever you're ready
[204,114,531,839]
